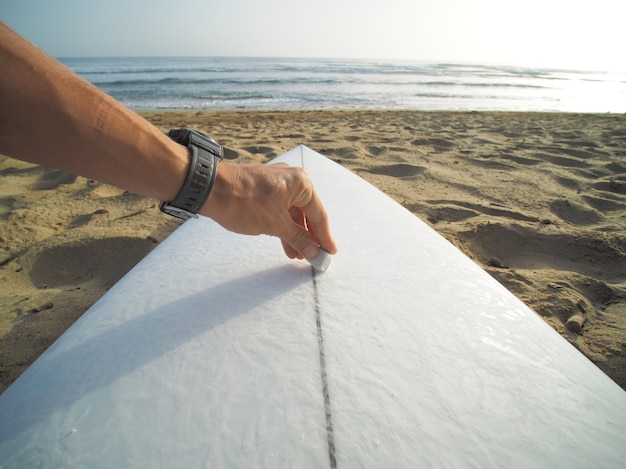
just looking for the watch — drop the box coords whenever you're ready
[159,129,224,220]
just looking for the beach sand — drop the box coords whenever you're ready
[1,110,625,393]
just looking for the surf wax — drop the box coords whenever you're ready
[308,249,331,272]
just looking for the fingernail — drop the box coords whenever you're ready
[303,244,319,259]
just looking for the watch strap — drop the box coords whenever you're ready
[159,129,223,220]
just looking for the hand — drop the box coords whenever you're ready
[200,162,338,260]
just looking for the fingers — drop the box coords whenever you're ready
[282,221,321,260]
[282,207,306,259]
[299,192,338,256]
[281,239,301,259]
[281,202,338,261]
[284,171,337,257]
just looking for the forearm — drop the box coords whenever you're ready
[0,22,337,260]
[0,22,187,202]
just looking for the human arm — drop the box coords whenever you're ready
[0,22,337,260]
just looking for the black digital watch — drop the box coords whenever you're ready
[159,129,224,220]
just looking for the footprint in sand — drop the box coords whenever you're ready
[534,152,591,169]
[367,146,387,157]
[552,139,600,149]
[29,237,156,289]
[502,154,542,166]
[605,161,626,174]
[222,147,240,160]
[554,147,598,159]
[593,179,626,195]
[326,147,363,160]
[33,170,77,190]
[411,138,456,150]
[549,199,603,226]
[582,195,626,212]
[466,157,514,171]
[242,145,278,159]
[425,205,479,224]
[363,163,426,179]
[427,200,537,223]
[242,145,276,155]
[552,175,582,191]
[457,223,624,280]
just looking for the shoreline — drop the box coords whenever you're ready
[1,110,625,392]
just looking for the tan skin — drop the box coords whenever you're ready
[0,23,337,261]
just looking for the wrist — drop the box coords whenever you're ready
[160,129,223,220]
[198,161,237,220]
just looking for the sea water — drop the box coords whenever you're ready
[61,57,626,113]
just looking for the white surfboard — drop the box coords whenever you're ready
[1,145,625,468]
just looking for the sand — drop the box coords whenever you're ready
[1,110,625,393]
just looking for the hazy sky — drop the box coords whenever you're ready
[2,0,624,70]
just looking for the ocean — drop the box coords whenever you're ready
[61,57,626,113]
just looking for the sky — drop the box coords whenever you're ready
[1,0,625,71]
